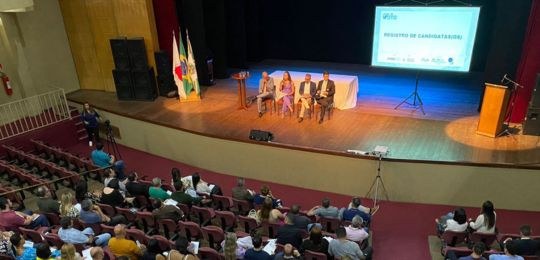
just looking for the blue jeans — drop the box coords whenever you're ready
[22,210,50,229]
[81,227,111,246]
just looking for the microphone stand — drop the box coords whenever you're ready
[497,75,524,139]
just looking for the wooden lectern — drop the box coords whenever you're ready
[476,83,511,137]
[231,72,248,110]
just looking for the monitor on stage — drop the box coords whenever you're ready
[371,6,481,72]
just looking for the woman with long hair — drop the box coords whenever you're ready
[257,197,284,224]
[222,232,246,260]
[81,102,100,147]
[59,192,80,218]
[60,244,82,260]
[278,71,295,118]
[167,236,200,260]
[469,200,496,233]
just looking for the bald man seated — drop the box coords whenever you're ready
[108,224,145,259]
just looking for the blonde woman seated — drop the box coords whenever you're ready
[257,197,285,224]
[221,232,247,260]
[277,71,295,118]
[60,192,81,218]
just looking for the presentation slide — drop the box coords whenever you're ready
[371,6,481,72]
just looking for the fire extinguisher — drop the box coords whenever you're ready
[0,64,13,96]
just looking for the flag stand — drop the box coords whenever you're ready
[179,91,201,102]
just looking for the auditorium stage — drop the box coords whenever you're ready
[67,60,540,168]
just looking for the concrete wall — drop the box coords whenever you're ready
[0,0,79,105]
[83,106,540,212]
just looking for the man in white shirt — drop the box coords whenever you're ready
[257,71,275,117]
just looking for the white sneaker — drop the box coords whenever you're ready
[89,141,93,147]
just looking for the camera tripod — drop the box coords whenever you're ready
[105,121,122,160]
[365,154,389,210]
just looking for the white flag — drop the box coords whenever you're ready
[186,30,200,95]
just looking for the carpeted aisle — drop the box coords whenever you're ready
[67,142,540,260]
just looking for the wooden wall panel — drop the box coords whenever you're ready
[58,0,103,90]
[59,0,160,92]
[85,0,118,92]
[112,0,159,73]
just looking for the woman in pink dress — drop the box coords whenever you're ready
[279,71,295,117]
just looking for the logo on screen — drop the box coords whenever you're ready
[382,13,397,20]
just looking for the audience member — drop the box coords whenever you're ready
[504,225,540,256]
[60,243,83,260]
[149,178,171,201]
[254,185,281,208]
[100,178,133,207]
[74,180,100,204]
[103,169,127,192]
[307,198,339,218]
[288,204,311,230]
[125,171,149,197]
[300,224,330,258]
[59,192,80,218]
[222,232,246,260]
[328,227,370,260]
[244,235,272,260]
[167,236,199,260]
[90,142,125,179]
[231,177,254,202]
[36,186,60,214]
[10,232,36,260]
[80,199,126,226]
[274,243,301,260]
[0,197,49,231]
[152,200,184,222]
[340,197,371,223]
[58,217,111,247]
[469,201,496,233]
[171,168,182,185]
[36,243,58,260]
[142,239,164,260]
[276,214,304,249]
[447,242,486,260]
[436,208,468,234]
[90,247,104,260]
[345,215,369,243]
[0,231,14,257]
[108,224,145,259]
[489,240,524,260]
[257,197,285,224]
[171,181,201,206]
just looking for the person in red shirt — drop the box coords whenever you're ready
[0,197,49,231]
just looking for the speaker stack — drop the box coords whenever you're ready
[154,51,176,97]
[110,37,157,101]
[523,73,540,136]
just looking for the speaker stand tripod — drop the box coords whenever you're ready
[365,154,389,211]
[395,71,425,115]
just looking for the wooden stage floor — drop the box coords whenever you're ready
[67,61,540,168]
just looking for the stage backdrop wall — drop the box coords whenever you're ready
[58,0,159,92]
[0,0,79,105]
[75,104,540,212]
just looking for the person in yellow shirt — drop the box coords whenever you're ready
[108,224,146,259]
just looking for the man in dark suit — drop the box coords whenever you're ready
[298,73,317,123]
[125,171,149,197]
[277,214,304,249]
[505,225,540,256]
[315,71,336,124]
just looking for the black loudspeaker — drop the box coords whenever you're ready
[127,38,149,70]
[110,38,130,70]
[529,73,540,108]
[249,129,273,142]
[522,107,540,136]
[154,51,175,96]
[131,68,157,101]
[112,70,133,100]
